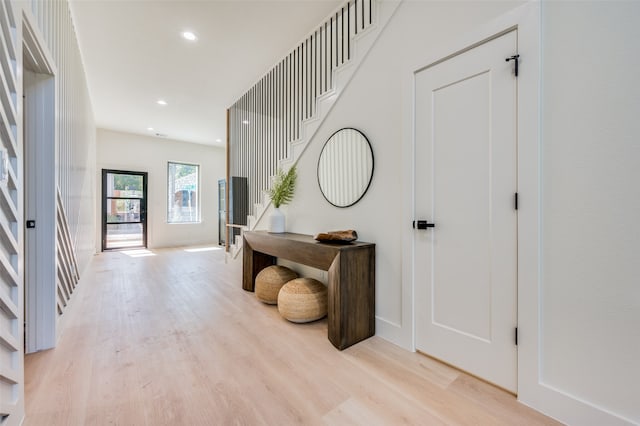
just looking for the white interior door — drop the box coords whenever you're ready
[24,69,57,353]
[414,30,518,392]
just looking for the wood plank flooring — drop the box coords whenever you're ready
[24,247,560,425]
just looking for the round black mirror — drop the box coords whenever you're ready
[317,128,374,208]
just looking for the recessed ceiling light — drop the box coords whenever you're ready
[147,127,154,131]
[242,120,249,125]
[157,99,167,106]
[182,31,197,41]
[215,138,222,143]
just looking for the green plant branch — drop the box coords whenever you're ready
[268,166,297,208]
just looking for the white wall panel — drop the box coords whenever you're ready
[539,2,640,423]
[29,0,96,274]
[0,0,21,423]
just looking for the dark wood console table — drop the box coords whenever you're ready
[243,231,375,350]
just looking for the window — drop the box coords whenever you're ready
[168,162,200,223]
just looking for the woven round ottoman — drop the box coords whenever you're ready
[277,278,328,323]
[255,265,299,304]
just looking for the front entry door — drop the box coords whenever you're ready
[414,31,518,392]
[102,169,148,250]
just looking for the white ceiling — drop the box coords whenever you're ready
[69,0,342,147]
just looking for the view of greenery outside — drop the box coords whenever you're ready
[106,173,144,223]
[113,174,142,192]
[168,162,199,223]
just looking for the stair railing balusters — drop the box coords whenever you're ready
[228,0,376,220]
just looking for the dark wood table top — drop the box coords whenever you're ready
[244,231,375,271]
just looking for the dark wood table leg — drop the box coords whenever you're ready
[327,247,375,350]
[242,235,276,292]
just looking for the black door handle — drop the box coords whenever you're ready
[413,220,435,229]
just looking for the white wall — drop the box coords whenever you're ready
[538,1,640,423]
[96,129,226,250]
[252,0,639,424]
[28,0,97,274]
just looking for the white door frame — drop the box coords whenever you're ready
[22,9,58,353]
[402,1,540,399]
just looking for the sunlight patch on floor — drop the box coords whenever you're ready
[120,249,156,257]
[184,246,222,253]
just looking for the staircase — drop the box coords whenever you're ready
[56,187,81,315]
[227,0,400,259]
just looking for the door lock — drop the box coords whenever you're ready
[412,220,435,229]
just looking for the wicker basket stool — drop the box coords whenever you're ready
[277,278,328,323]
[255,265,299,304]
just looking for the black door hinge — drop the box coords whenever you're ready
[515,193,518,210]
[506,54,520,77]
[515,327,518,346]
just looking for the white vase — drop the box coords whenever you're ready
[269,207,286,233]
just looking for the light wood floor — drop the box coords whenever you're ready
[24,247,559,425]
